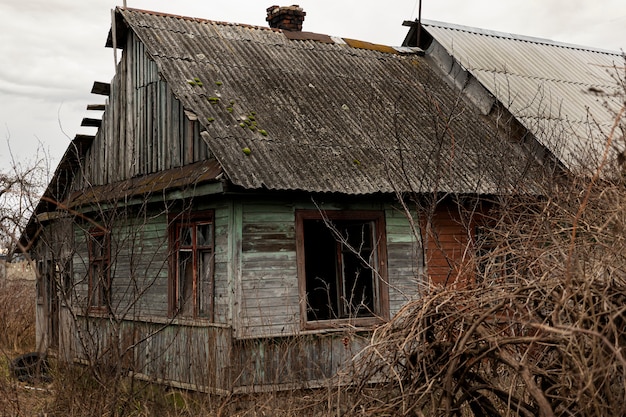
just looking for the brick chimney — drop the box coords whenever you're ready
[266,5,306,32]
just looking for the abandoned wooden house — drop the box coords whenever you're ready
[20,7,561,393]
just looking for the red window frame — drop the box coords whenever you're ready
[296,210,389,330]
[87,229,111,310]
[168,210,215,320]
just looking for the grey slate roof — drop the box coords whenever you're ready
[111,8,546,195]
[414,20,625,174]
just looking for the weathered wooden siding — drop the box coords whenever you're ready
[424,204,474,286]
[385,207,424,314]
[238,201,299,338]
[231,332,369,390]
[71,211,170,317]
[71,201,232,322]
[32,217,73,352]
[76,33,209,189]
[65,194,424,389]
[236,200,423,339]
[71,225,90,311]
[71,316,232,392]
[67,201,234,390]
[109,210,170,317]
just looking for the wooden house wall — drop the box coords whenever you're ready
[385,207,424,313]
[109,210,170,317]
[66,200,235,390]
[235,199,423,339]
[70,200,232,322]
[70,315,232,392]
[231,198,422,387]
[231,332,370,390]
[71,211,170,317]
[423,203,475,286]
[75,33,209,189]
[61,194,426,389]
[32,218,73,354]
[237,201,299,338]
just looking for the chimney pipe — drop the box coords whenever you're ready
[266,5,306,32]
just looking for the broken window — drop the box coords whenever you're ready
[169,211,214,319]
[296,210,388,328]
[88,230,110,309]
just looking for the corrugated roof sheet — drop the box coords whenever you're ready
[115,8,547,195]
[420,20,625,172]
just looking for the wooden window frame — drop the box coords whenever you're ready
[87,229,111,311]
[168,210,215,320]
[296,210,389,330]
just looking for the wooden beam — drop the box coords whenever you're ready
[73,134,95,150]
[87,104,106,111]
[91,81,111,96]
[81,118,102,128]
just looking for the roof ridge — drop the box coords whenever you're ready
[421,18,622,56]
[118,7,419,55]
[119,7,281,33]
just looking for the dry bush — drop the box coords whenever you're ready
[0,355,22,417]
[344,177,626,416]
[0,279,35,353]
[0,278,44,417]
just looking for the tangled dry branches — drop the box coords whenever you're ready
[346,183,626,417]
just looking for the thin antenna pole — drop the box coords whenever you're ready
[416,0,422,47]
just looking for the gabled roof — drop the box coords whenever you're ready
[106,8,546,195]
[406,20,625,173]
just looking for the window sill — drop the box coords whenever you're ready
[303,316,386,331]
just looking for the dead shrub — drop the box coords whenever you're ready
[0,279,35,353]
[344,179,626,416]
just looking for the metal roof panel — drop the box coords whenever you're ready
[422,20,624,172]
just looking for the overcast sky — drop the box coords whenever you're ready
[1,0,625,175]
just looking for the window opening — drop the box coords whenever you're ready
[297,211,388,326]
[88,231,110,309]
[170,213,214,319]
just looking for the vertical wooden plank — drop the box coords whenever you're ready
[148,83,155,174]
[229,201,242,334]
[125,37,134,179]
[193,121,200,162]
[185,117,194,165]
[158,81,166,172]
[163,81,169,171]
[133,37,140,176]
[106,78,114,183]
[171,99,181,167]
[118,55,127,183]
[137,37,145,175]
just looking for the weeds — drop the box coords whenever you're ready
[0,278,35,353]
